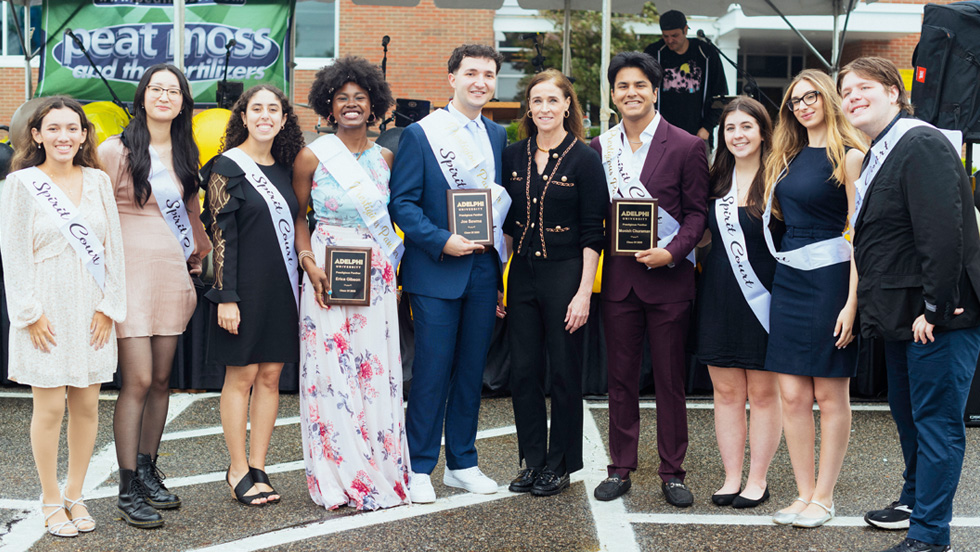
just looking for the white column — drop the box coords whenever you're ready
[599,0,611,133]
[715,30,739,97]
[173,0,185,70]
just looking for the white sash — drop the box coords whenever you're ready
[306,135,404,269]
[853,118,962,228]
[148,146,195,260]
[416,109,512,264]
[761,166,851,271]
[597,124,695,265]
[715,170,770,332]
[17,167,105,289]
[221,148,299,308]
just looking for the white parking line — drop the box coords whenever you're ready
[585,401,892,411]
[626,512,980,528]
[161,416,301,442]
[188,485,520,552]
[581,403,640,552]
[0,390,122,400]
[0,499,35,510]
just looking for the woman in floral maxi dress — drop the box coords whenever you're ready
[292,56,410,510]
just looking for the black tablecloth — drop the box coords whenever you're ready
[1,278,886,398]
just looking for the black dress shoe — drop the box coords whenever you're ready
[732,486,770,509]
[508,467,541,493]
[711,489,740,506]
[594,474,631,501]
[662,477,694,508]
[531,470,569,497]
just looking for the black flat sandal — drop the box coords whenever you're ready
[249,467,280,504]
[226,468,265,506]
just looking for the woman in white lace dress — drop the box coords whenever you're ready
[0,96,125,538]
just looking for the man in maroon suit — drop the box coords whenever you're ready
[590,51,709,506]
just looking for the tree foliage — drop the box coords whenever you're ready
[517,3,659,117]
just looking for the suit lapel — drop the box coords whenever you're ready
[639,118,669,186]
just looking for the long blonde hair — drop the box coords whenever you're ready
[763,69,867,218]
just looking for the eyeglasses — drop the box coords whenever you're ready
[147,85,183,100]
[786,90,820,111]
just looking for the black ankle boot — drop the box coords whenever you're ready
[117,469,164,528]
[137,453,181,509]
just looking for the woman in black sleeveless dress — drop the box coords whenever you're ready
[697,96,780,510]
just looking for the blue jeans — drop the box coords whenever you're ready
[883,325,980,545]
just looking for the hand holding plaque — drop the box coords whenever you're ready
[611,198,658,256]
[324,247,372,306]
[447,188,493,247]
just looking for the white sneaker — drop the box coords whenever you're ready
[409,472,436,503]
[443,466,498,494]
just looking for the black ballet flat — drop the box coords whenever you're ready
[226,468,265,506]
[249,467,280,504]
[732,486,770,509]
[711,489,741,506]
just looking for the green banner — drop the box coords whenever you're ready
[35,0,294,105]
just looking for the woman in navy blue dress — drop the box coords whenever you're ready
[763,70,866,528]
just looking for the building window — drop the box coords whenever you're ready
[496,32,528,102]
[4,5,41,58]
[294,0,338,60]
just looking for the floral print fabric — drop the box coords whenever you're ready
[299,145,410,510]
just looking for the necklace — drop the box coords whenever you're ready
[45,167,82,203]
[535,132,567,153]
[345,135,370,160]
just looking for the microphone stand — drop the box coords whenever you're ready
[523,33,546,73]
[216,39,242,108]
[696,30,778,112]
[65,29,131,118]
[380,35,394,132]
[381,35,390,81]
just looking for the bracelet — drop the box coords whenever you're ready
[298,250,316,269]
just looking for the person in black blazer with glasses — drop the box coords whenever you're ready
[502,69,607,497]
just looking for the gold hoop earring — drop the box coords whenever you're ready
[564,110,570,118]
[525,110,532,118]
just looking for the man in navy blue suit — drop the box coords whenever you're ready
[389,44,509,503]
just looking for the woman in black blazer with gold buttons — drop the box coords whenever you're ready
[502,69,607,497]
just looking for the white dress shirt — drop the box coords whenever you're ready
[620,111,661,177]
[448,100,495,184]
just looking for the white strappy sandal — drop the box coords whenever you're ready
[42,502,78,538]
[63,494,96,533]
[772,497,809,525]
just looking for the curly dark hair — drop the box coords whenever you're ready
[122,64,200,208]
[220,84,304,167]
[308,56,394,127]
